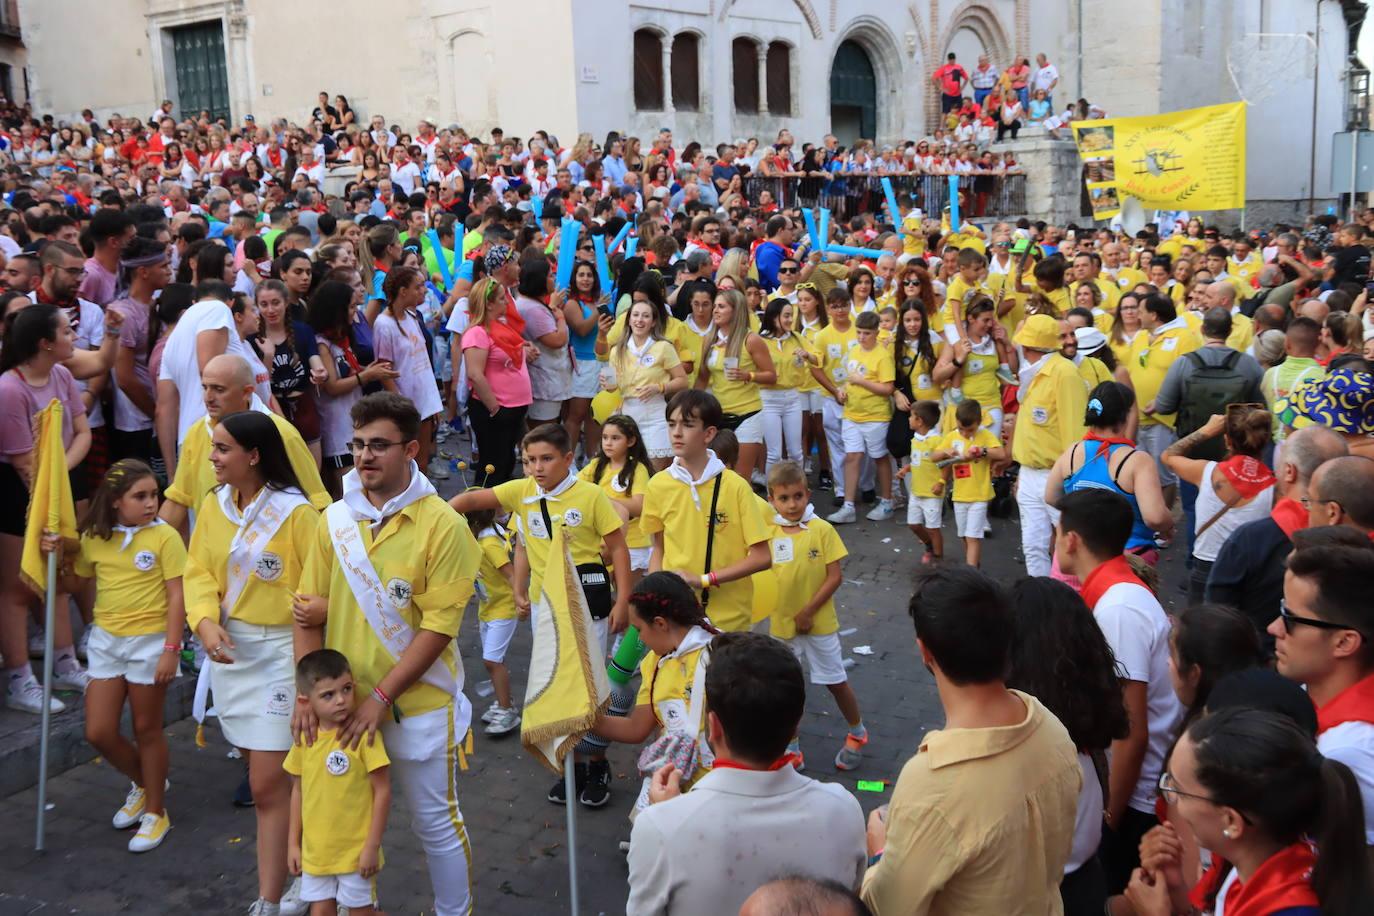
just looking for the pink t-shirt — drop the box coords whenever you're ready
[107,296,155,431]
[0,364,83,460]
[461,323,532,408]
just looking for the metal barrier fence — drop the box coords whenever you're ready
[740,173,1026,222]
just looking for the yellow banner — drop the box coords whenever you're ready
[21,399,77,596]
[1073,102,1246,220]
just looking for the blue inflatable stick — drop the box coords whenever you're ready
[556,219,582,290]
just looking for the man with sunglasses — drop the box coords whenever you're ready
[1270,543,1374,844]
[753,214,796,293]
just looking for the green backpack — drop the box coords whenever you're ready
[1174,350,1249,461]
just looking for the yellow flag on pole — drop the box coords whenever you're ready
[520,522,611,774]
[21,399,77,596]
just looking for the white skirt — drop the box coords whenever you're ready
[208,620,296,752]
[619,394,672,458]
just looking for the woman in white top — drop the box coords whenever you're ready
[373,265,445,475]
[1161,407,1275,603]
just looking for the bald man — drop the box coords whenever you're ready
[1306,455,1374,534]
[1201,281,1254,352]
[158,354,328,538]
[739,877,870,916]
[1298,297,1330,325]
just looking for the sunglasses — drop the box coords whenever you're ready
[1279,599,1358,635]
[777,266,799,274]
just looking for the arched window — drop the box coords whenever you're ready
[633,29,664,111]
[766,42,792,115]
[732,37,760,114]
[671,33,699,111]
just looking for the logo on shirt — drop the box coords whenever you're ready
[325,749,351,776]
[827,343,841,359]
[526,513,549,540]
[255,552,284,582]
[968,358,984,374]
[265,684,292,717]
[133,550,156,572]
[638,354,656,367]
[807,547,821,561]
[563,508,583,528]
[385,578,413,608]
[1031,406,1049,425]
[771,538,795,564]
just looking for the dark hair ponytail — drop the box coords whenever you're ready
[630,572,718,633]
[0,304,60,376]
[1084,381,1134,428]
[1313,756,1374,916]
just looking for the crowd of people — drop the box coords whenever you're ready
[0,91,1373,916]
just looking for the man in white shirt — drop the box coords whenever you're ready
[391,146,423,197]
[971,54,999,108]
[1031,52,1060,109]
[1269,543,1374,846]
[625,631,866,916]
[1055,489,1183,894]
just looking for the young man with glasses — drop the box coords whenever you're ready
[293,392,481,916]
[1269,543,1374,844]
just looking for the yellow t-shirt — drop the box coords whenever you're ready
[300,493,477,718]
[1129,321,1202,428]
[609,337,681,396]
[1013,354,1088,470]
[635,643,712,783]
[937,275,990,334]
[1040,286,1073,316]
[579,460,652,549]
[1226,310,1255,353]
[942,427,1002,503]
[797,318,825,393]
[1229,254,1262,285]
[960,340,1002,409]
[902,215,927,258]
[74,524,187,637]
[842,344,895,423]
[907,430,946,498]
[283,728,390,876]
[476,528,516,622]
[899,339,943,402]
[1078,356,1113,390]
[640,469,770,634]
[704,339,763,415]
[607,315,698,369]
[184,494,318,631]
[1109,329,1143,369]
[1110,267,1148,290]
[166,413,330,513]
[493,477,623,600]
[813,324,859,398]
[767,519,848,639]
[985,273,1026,339]
[677,316,715,374]
[761,333,817,391]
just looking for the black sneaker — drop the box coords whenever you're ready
[861,489,878,505]
[817,470,834,491]
[548,762,588,805]
[580,759,612,808]
[232,772,254,808]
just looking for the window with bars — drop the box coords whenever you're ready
[633,29,664,111]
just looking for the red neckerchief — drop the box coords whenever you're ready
[1217,455,1276,499]
[1083,432,1136,448]
[1080,555,1144,610]
[1188,843,1318,916]
[33,285,78,330]
[325,331,362,375]
[710,754,800,772]
[1317,671,1374,734]
[1317,347,1350,367]
[1271,497,1308,540]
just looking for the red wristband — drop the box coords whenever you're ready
[373,685,393,707]
[709,570,720,588]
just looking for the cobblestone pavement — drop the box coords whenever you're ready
[0,468,1191,916]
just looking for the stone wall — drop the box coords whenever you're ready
[995,135,1084,225]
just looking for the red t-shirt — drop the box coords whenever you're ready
[934,63,968,96]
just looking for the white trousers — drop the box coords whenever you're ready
[822,397,847,495]
[383,704,474,916]
[1016,466,1059,578]
[760,387,804,471]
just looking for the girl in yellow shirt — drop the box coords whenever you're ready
[759,297,819,471]
[697,288,777,476]
[46,459,186,853]
[468,507,520,737]
[794,283,830,486]
[1109,292,1146,367]
[590,572,719,792]
[579,415,654,582]
[600,298,690,469]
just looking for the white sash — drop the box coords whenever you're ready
[325,499,459,699]
[193,485,308,723]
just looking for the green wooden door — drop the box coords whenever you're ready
[172,22,229,121]
[830,40,876,143]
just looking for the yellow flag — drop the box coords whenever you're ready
[21,399,78,596]
[521,522,611,774]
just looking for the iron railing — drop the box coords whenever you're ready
[740,173,1026,221]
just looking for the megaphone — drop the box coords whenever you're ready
[1119,195,1146,236]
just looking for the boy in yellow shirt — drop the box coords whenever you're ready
[827,311,896,525]
[877,305,899,349]
[811,290,859,501]
[896,400,947,563]
[466,507,520,737]
[765,461,868,771]
[286,649,391,916]
[938,248,990,341]
[930,400,1005,567]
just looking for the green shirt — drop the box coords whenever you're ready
[1262,356,1324,439]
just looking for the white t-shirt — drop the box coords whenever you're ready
[156,298,240,445]
[30,294,105,427]
[1318,720,1374,843]
[1095,581,1184,814]
[392,160,422,196]
[1032,64,1060,93]
[1067,751,1105,873]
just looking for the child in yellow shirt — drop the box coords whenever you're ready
[827,311,896,525]
[930,400,1006,567]
[285,649,391,916]
[579,415,654,582]
[896,401,948,563]
[877,305,898,349]
[468,507,520,737]
[765,462,868,771]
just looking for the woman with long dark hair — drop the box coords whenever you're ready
[183,410,317,914]
[1008,577,1130,916]
[375,265,445,476]
[564,259,606,459]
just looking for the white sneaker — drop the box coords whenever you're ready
[278,877,307,916]
[750,469,766,488]
[113,782,147,829]
[76,628,91,661]
[481,702,498,724]
[6,675,64,715]
[53,662,91,693]
[426,459,451,480]
[484,705,521,736]
[826,503,857,524]
[128,811,171,852]
[866,499,894,522]
[247,901,280,916]
[804,458,814,475]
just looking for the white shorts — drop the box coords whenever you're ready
[907,495,944,528]
[570,357,602,399]
[86,626,166,686]
[528,398,563,422]
[621,395,672,458]
[781,632,847,686]
[629,546,652,570]
[841,419,889,459]
[302,871,376,908]
[479,617,518,664]
[207,620,295,752]
[1137,423,1178,486]
[733,411,763,445]
[954,500,990,539]
[803,390,825,413]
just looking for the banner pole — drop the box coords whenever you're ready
[35,549,56,851]
[564,752,580,914]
